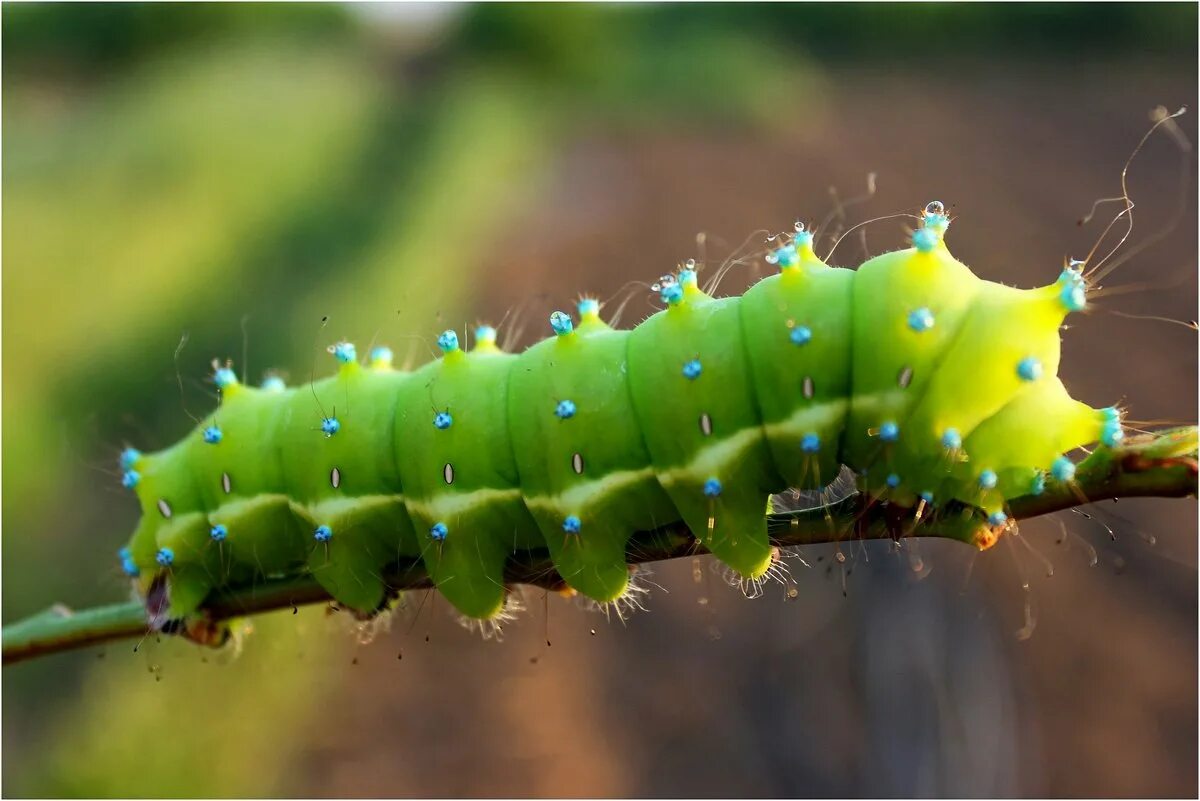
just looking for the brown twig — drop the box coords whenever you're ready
[3,427,1195,666]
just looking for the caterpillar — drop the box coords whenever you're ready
[115,201,1125,625]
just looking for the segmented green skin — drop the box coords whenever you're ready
[121,213,1114,620]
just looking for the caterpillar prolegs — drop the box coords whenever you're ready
[117,203,1121,623]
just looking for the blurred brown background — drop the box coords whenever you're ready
[3,4,1197,797]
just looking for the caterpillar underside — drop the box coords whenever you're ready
[117,205,1120,622]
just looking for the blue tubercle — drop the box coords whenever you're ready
[314,524,332,543]
[550,311,574,336]
[678,268,698,285]
[119,447,141,471]
[213,366,238,389]
[562,515,582,534]
[1029,473,1046,496]
[794,230,814,249]
[261,375,286,392]
[1100,408,1124,446]
[122,470,140,489]
[321,417,340,436]
[202,425,223,445]
[210,524,228,542]
[941,428,962,450]
[987,510,1008,527]
[773,244,799,268]
[475,325,497,344]
[1057,268,1088,312]
[886,473,901,489]
[979,469,998,490]
[429,522,448,542]
[331,341,357,364]
[577,298,600,317]
[879,421,899,442]
[661,284,683,305]
[437,330,459,352]
[433,412,453,430]
[555,399,577,420]
[703,478,723,498]
[118,547,139,578]
[1102,421,1124,447]
[790,325,812,346]
[908,307,935,332]
[800,433,820,453]
[923,214,950,233]
[1016,356,1043,382]
[682,359,702,380]
[1051,456,1076,482]
[1060,283,1087,312]
[155,547,174,568]
[370,346,394,366]
[919,491,935,504]
[912,228,939,253]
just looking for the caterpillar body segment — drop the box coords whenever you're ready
[393,339,539,619]
[843,238,983,497]
[118,205,1119,622]
[739,237,854,494]
[627,280,779,579]
[279,362,416,613]
[509,315,676,604]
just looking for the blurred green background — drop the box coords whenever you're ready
[3,3,1196,797]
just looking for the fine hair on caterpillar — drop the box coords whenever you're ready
[110,107,1193,645]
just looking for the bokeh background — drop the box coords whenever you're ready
[3,3,1197,797]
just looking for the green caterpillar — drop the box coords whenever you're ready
[116,202,1120,623]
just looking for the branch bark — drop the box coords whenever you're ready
[4,427,1195,666]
